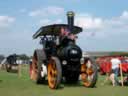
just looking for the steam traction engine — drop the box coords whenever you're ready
[31,11,98,89]
[5,54,18,73]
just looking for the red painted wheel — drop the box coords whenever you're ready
[31,53,38,81]
[31,50,46,84]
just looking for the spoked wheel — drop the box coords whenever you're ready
[31,50,45,84]
[31,53,38,81]
[48,57,62,89]
[81,57,98,87]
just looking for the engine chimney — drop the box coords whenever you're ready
[67,11,75,33]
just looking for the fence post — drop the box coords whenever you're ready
[120,64,124,86]
[18,64,21,77]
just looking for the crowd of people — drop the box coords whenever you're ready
[100,57,128,86]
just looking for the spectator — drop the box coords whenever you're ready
[110,57,121,86]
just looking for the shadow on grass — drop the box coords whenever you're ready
[64,83,97,88]
[57,81,84,90]
[7,70,18,73]
[59,81,97,89]
[34,80,97,90]
[0,80,2,83]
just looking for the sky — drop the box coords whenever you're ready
[0,0,128,56]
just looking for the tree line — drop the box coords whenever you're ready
[0,54,32,61]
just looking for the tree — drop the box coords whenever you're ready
[17,54,29,60]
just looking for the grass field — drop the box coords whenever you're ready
[0,65,128,96]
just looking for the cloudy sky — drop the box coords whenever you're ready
[0,0,128,56]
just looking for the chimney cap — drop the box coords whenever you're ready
[67,11,75,17]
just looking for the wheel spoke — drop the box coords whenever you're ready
[86,68,94,76]
[52,67,57,75]
[50,61,57,76]
[81,64,86,72]
[81,73,87,81]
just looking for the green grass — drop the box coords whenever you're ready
[0,65,128,96]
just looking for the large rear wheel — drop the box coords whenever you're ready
[81,57,98,87]
[48,56,62,89]
[31,49,46,84]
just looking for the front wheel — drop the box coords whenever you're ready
[48,56,62,89]
[81,57,98,87]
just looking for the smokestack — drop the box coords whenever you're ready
[67,11,75,33]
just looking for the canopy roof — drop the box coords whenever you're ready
[33,24,82,39]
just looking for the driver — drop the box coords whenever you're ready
[60,27,76,44]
